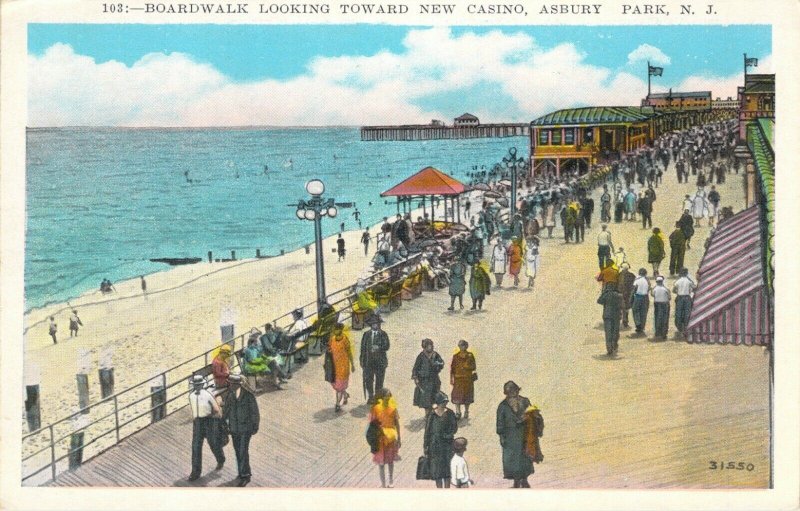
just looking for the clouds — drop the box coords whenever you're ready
[627,43,672,66]
[28,30,762,127]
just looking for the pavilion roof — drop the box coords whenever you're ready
[380,166,466,197]
[531,106,653,126]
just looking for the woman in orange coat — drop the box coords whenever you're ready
[328,322,355,412]
[507,237,524,287]
[368,388,401,488]
[450,340,476,420]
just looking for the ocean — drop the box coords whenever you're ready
[25,127,528,311]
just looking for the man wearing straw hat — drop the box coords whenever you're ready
[360,315,390,402]
[223,374,260,487]
[188,375,225,482]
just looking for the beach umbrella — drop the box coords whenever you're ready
[470,183,491,191]
[496,197,510,208]
[484,190,504,199]
[499,179,512,186]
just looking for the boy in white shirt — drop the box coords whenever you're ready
[450,437,474,488]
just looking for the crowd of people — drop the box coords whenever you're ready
[185,117,739,488]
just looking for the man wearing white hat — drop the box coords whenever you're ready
[188,375,225,482]
[651,276,671,340]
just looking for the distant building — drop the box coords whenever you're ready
[712,96,739,109]
[454,113,479,126]
[641,90,712,111]
[430,119,445,127]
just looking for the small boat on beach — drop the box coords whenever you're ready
[149,257,202,266]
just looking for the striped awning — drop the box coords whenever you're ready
[686,206,772,346]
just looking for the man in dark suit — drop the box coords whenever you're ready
[223,374,260,487]
[360,315,390,402]
[597,284,622,357]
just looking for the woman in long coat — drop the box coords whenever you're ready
[469,262,491,310]
[507,238,524,286]
[423,391,458,488]
[447,260,466,311]
[328,323,355,412]
[496,381,534,488]
[647,228,666,277]
[450,340,476,420]
[412,339,445,415]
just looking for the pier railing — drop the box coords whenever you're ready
[21,252,424,485]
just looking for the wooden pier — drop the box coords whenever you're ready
[360,123,529,141]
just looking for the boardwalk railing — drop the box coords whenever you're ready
[21,252,425,485]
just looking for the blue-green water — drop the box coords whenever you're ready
[25,127,528,311]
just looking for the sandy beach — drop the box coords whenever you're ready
[23,221,383,429]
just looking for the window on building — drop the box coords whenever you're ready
[564,129,575,145]
[551,129,562,145]
[583,128,594,144]
[538,130,549,145]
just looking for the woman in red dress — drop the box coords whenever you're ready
[450,340,476,420]
[368,388,401,487]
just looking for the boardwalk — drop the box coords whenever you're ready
[48,166,769,489]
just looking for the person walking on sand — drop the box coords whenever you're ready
[448,259,467,310]
[360,316,390,403]
[631,268,651,336]
[617,263,636,329]
[188,375,225,482]
[651,276,671,340]
[328,323,355,412]
[496,381,534,488]
[597,224,614,270]
[490,239,507,287]
[361,229,371,256]
[423,391,458,488]
[678,209,695,249]
[597,282,622,356]
[450,340,476,420]
[69,310,83,337]
[412,339,445,417]
[507,237,524,287]
[48,316,57,344]
[337,234,346,262]
[140,275,147,296]
[668,222,687,276]
[692,191,708,227]
[647,228,666,277]
[368,388,401,488]
[469,261,491,310]
[707,186,721,227]
[223,374,259,487]
[525,236,540,289]
[673,268,696,338]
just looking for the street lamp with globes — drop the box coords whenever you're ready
[296,179,338,314]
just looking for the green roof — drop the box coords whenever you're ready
[531,106,653,126]
[747,121,775,295]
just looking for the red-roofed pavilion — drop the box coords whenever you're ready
[381,166,467,224]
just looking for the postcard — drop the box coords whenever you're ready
[1,0,798,510]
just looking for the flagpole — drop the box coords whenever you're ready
[647,60,651,97]
[743,53,747,81]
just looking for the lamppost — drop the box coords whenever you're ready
[503,147,525,216]
[296,179,338,314]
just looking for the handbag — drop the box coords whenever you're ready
[416,455,432,480]
[323,351,335,383]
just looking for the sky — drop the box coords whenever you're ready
[27,24,772,127]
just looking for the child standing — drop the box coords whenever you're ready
[450,437,473,488]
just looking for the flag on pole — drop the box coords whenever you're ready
[745,57,758,68]
[648,65,664,76]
